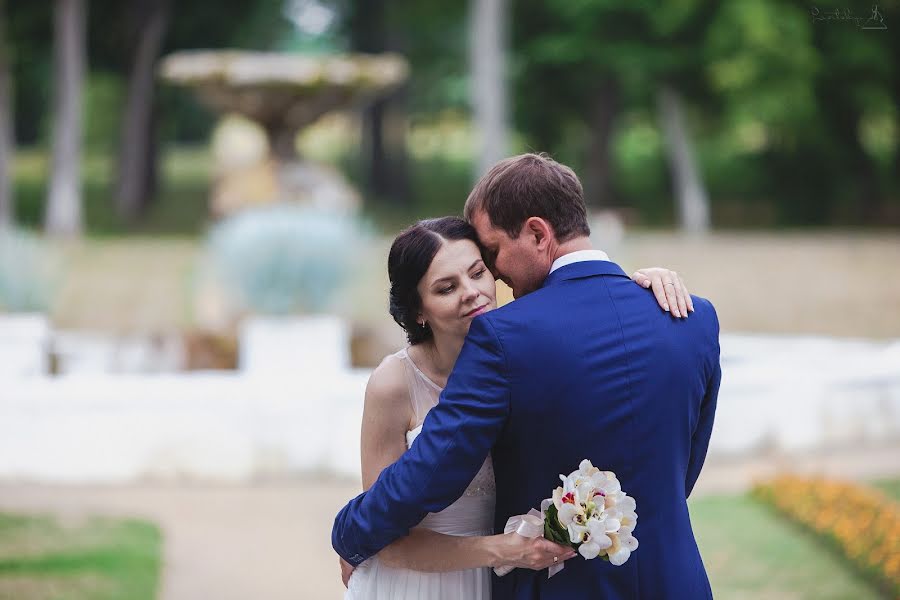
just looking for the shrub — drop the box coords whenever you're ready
[0,228,57,312]
[753,474,900,597]
[205,206,369,315]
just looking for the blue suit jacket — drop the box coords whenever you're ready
[333,260,721,599]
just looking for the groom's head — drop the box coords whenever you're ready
[464,153,591,298]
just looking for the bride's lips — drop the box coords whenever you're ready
[464,304,488,318]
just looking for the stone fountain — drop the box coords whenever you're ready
[160,50,408,216]
[160,51,408,371]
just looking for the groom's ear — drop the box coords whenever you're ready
[525,217,553,250]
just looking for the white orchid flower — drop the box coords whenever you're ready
[607,531,639,566]
[543,463,638,568]
[579,459,600,476]
[575,481,595,504]
[568,522,589,545]
[552,486,565,510]
[577,517,614,559]
[603,473,622,494]
[618,509,638,534]
[557,502,580,527]
[604,516,622,532]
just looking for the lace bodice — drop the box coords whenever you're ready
[396,348,496,501]
[406,425,496,498]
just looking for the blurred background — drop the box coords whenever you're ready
[0,0,898,598]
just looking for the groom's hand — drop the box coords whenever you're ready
[631,267,694,318]
[339,557,355,588]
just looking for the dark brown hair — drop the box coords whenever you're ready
[388,217,482,345]
[463,153,590,241]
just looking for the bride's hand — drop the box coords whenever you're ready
[493,532,576,571]
[339,557,355,588]
[631,267,694,318]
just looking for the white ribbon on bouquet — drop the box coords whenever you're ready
[493,499,564,578]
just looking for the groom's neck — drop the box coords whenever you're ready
[551,236,594,264]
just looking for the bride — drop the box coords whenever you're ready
[343,216,693,599]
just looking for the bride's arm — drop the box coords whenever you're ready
[359,358,413,491]
[357,359,573,574]
[378,528,574,572]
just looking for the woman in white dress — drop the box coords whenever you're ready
[343,217,691,599]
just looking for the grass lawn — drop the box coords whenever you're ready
[0,513,161,600]
[872,479,900,502]
[690,494,885,599]
[13,147,212,237]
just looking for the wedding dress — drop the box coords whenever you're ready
[345,348,496,599]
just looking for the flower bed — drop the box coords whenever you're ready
[752,475,900,597]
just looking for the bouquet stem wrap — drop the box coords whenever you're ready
[493,502,564,578]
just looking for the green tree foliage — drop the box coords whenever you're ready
[7,0,290,146]
[510,0,898,225]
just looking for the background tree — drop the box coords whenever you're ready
[44,0,86,236]
[0,0,13,227]
[345,0,410,207]
[470,0,510,177]
[113,0,170,223]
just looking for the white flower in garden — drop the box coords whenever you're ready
[607,531,639,566]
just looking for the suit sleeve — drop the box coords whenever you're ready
[332,316,510,566]
[685,301,721,497]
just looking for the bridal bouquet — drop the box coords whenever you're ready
[495,460,639,577]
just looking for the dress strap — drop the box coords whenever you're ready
[396,348,441,428]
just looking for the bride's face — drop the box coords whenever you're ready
[417,239,497,340]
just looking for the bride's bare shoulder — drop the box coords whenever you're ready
[365,351,409,408]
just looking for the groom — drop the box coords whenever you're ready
[333,153,721,598]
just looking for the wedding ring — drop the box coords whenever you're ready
[663,282,675,287]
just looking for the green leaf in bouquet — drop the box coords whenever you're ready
[543,504,574,548]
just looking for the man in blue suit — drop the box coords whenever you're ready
[333,153,721,598]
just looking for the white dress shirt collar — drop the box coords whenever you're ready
[549,249,610,274]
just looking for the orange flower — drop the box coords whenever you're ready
[753,475,900,595]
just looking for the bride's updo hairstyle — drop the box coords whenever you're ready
[388,217,482,345]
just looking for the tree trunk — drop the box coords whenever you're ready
[362,97,388,193]
[45,0,86,237]
[115,0,169,223]
[820,96,880,224]
[657,85,710,234]
[470,0,509,177]
[0,0,13,228]
[583,79,620,209]
[350,0,409,205]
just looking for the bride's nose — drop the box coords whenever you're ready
[461,280,479,303]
